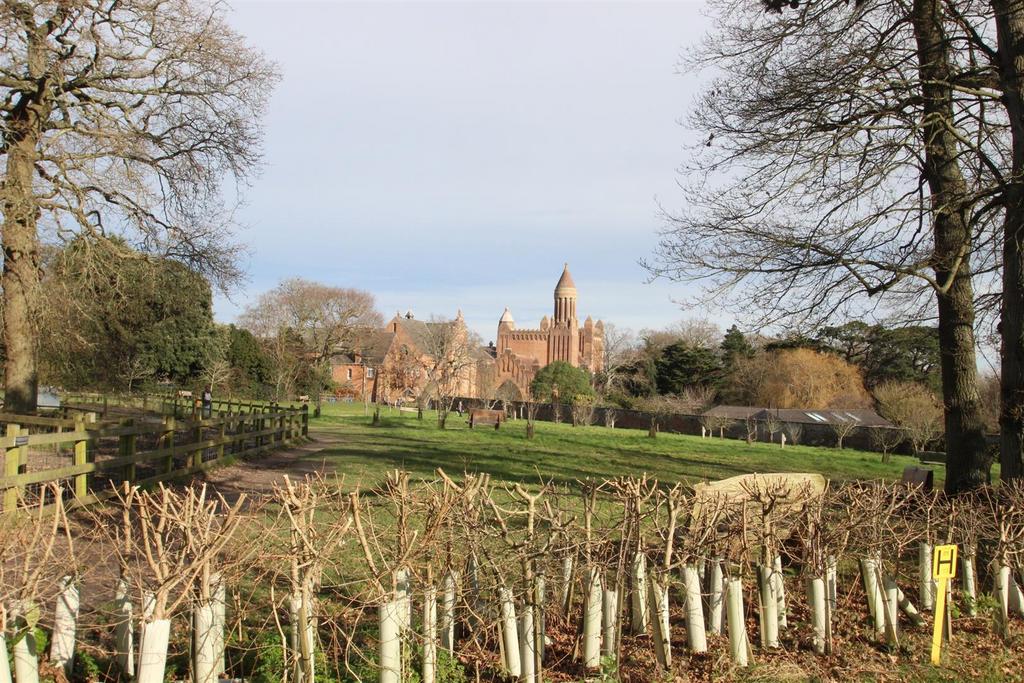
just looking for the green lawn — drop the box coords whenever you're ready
[304,401,938,489]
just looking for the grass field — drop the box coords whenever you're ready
[302,401,940,488]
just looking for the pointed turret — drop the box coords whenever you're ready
[554,262,577,294]
[553,263,578,323]
[499,307,514,324]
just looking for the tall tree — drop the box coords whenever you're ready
[0,0,278,410]
[648,0,996,491]
[655,341,724,395]
[239,279,382,407]
[988,0,1024,478]
[530,361,594,404]
[419,314,482,429]
[720,325,755,371]
[39,238,215,391]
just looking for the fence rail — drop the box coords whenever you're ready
[1,394,309,513]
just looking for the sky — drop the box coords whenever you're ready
[217,0,716,343]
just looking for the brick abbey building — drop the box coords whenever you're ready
[495,264,604,396]
[332,264,604,401]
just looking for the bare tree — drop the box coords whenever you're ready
[597,323,639,395]
[240,279,382,409]
[0,0,278,411]
[830,419,859,450]
[646,0,996,492]
[784,422,804,446]
[875,381,945,455]
[475,361,500,409]
[870,426,906,464]
[420,314,482,429]
[763,411,782,443]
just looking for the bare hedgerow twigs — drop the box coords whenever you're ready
[84,483,247,683]
[0,484,76,683]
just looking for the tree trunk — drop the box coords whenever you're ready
[1,23,51,413]
[993,0,1024,481]
[912,0,990,493]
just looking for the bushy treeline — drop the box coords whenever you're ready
[21,237,284,398]
[597,320,1000,430]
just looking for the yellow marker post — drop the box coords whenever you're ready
[931,544,958,665]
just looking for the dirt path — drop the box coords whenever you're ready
[189,427,344,501]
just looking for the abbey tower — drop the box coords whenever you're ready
[495,264,604,396]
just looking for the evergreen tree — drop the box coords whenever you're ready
[531,361,594,402]
[655,342,723,395]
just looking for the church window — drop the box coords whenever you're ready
[347,368,353,380]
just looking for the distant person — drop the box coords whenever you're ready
[202,384,213,419]
[457,400,464,417]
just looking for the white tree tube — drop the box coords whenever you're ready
[601,587,618,659]
[301,587,317,683]
[995,563,1011,639]
[918,543,935,611]
[560,555,574,614]
[630,553,648,634]
[440,571,457,651]
[288,594,300,679]
[962,555,977,617]
[137,618,171,683]
[113,577,135,679]
[422,586,437,683]
[807,576,827,655]
[379,600,403,683]
[881,574,899,647]
[1009,572,1024,616]
[395,568,412,632]
[193,602,217,683]
[212,574,226,677]
[895,586,925,627]
[683,565,707,653]
[962,552,978,618]
[859,558,885,636]
[534,574,546,663]
[706,558,724,636]
[466,555,482,638]
[647,575,671,669]
[582,570,602,670]
[498,587,521,677]
[519,606,536,683]
[0,631,11,683]
[772,555,787,629]
[12,619,38,683]
[50,576,79,677]
[757,566,779,649]
[725,577,749,667]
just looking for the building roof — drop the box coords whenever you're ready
[703,405,766,420]
[499,307,514,323]
[555,263,577,292]
[358,330,396,365]
[752,408,893,427]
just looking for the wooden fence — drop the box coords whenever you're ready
[0,395,309,513]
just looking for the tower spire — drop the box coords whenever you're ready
[553,263,578,323]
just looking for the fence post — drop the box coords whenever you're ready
[121,419,137,483]
[260,406,269,450]
[162,417,175,474]
[192,419,204,469]
[3,424,22,512]
[302,404,309,437]
[217,413,226,461]
[73,419,88,500]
